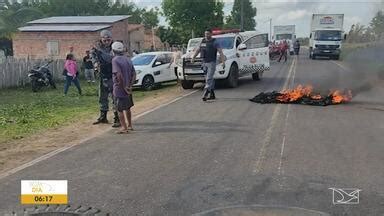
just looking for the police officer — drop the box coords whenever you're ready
[91,30,120,127]
[191,29,225,101]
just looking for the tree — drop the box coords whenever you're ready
[370,10,384,40]
[225,0,257,31]
[162,0,224,43]
[0,0,43,39]
[156,26,183,46]
[141,7,159,29]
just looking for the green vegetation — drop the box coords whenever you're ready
[347,10,384,43]
[0,81,177,144]
[224,0,257,31]
[161,0,225,44]
[341,42,375,60]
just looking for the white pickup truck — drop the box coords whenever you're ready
[177,30,270,89]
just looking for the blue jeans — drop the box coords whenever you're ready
[64,75,82,95]
[202,61,216,91]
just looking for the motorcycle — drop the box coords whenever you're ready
[28,60,56,92]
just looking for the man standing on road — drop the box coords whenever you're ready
[111,41,136,134]
[191,29,226,101]
[294,39,301,55]
[91,29,120,127]
[278,40,288,62]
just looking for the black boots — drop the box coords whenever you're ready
[209,90,216,100]
[202,89,216,101]
[112,111,121,128]
[202,89,210,101]
[93,111,108,124]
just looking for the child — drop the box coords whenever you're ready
[64,53,82,95]
[111,41,136,134]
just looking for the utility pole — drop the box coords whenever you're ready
[240,0,244,31]
[269,18,272,41]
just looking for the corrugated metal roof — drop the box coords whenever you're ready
[18,25,111,32]
[28,15,130,24]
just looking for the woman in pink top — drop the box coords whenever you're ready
[64,53,82,95]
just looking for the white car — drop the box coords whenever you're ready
[132,51,177,90]
[177,30,270,89]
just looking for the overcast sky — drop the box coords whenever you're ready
[131,0,383,37]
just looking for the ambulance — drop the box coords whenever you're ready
[177,29,270,89]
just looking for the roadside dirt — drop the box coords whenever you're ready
[0,85,191,174]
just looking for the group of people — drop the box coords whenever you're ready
[63,30,136,134]
[269,40,289,62]
[269,39,301,62]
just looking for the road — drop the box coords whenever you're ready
[1,50,384,215]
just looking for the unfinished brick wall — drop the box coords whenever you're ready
[13,31,100,59]
[13,19,132,59]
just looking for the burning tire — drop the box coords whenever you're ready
[225,64,239,88]
[249,85,352,106]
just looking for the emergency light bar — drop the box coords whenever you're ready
[212,29,240,35]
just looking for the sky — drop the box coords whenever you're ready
[131,0,384,38]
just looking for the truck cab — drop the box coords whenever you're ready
[309,14,345,60]
[309,29,343,60]
[177,30,270,89]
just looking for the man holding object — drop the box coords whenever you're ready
[191,29,226,101]
[111,42,136,134]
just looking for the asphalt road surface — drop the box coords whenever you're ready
[1,50,384,216]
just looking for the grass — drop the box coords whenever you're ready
[341,42,375,60]
[0,80,178,144]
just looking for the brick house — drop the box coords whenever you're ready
[144,28,168,51]
[129,24,167,52]
[13,15,146,59]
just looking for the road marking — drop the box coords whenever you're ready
[277,55,297,177]
[253,56,297,174]
[277,56,297,184]
[0,89,199,180]
[331,60,349,71]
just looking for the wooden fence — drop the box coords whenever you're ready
[0,57,65,89]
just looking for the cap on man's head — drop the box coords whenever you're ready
[100,29,112,38]
[111,41,124,52]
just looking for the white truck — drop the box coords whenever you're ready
[273,25,296,55]
[177,30,270,89]
[309,14,345,60]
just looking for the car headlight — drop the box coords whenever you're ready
[136,70,142,75]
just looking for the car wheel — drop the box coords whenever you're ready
[142,75,155,91]
[181,80,194,89]
[225,64,239,88]
[333,55,340,60]
[252,72,261,81]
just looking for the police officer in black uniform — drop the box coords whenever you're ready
[91,30,120,127]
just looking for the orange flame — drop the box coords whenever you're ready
[277,85,353,104]
[277,85,313,102]
[330,90,353,104]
